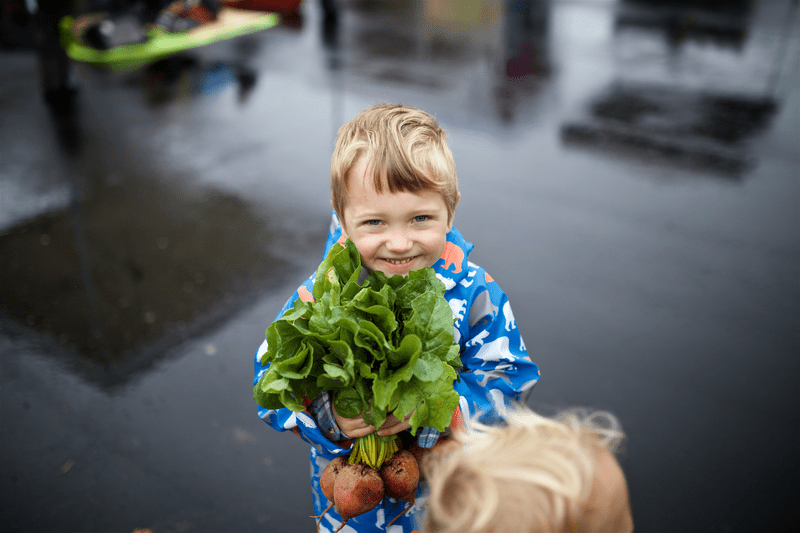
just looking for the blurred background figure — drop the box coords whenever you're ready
[424,406,633,533]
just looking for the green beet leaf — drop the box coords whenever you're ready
[413,353,445,382]
[333,387,363,419]
[254,238,461,438]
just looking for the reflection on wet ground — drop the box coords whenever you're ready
[616,0,755,48]
[141,56,259,105]
[0,174,287,386]
[1,0,798,532]
[562,82,778,176]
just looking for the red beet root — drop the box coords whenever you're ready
[380,450,420,527]
[321,456,348,502]
[316,456,349,532]
[380,450,419,500]
[333,463,384,533]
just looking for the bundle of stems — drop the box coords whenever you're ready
[348,432,399,470]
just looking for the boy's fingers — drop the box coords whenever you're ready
[346,426,376,438]
[377,420,411,436]
[380,414,402,427]
[340,419,375,434]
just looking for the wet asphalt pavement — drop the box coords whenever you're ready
[1,1,799,532]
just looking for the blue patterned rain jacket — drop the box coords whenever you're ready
[253,212,540,533]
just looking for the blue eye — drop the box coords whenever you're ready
[413,215,429,223]
[367,220,382,226]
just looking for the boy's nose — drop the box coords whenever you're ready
[385,230,413,252]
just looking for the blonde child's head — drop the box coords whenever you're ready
[423,406,633,533]
[330,103,460,226]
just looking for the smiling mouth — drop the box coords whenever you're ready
[382,256,418,266]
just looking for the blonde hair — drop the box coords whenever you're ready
[423,406,625,533]
[330,103,459,224]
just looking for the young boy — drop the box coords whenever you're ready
[422,406,634,533]
[253,104,541,532]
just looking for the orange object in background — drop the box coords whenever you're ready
[221,0,303,12]
[190,3,218,22]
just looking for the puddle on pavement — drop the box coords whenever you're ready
[0,174,290,388]
[561,82,778,177]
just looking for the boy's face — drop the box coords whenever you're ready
[339,158,453,277]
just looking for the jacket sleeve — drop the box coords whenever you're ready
[450,268,540,424]
[253,274,353,459]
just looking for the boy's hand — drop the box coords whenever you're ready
[377,413,412,437]
[332,402,375,439]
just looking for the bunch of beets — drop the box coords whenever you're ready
[318,434,429,532]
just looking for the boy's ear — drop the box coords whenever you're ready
[448,192,461,230]
[337,212,349,239]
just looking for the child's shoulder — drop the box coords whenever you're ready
[431,226,473,280]
[435,226,504,295]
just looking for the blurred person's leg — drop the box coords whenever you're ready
[33,0,77,108]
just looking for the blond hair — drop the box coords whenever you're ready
[423,407,625,533]
[330,103,459,224]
